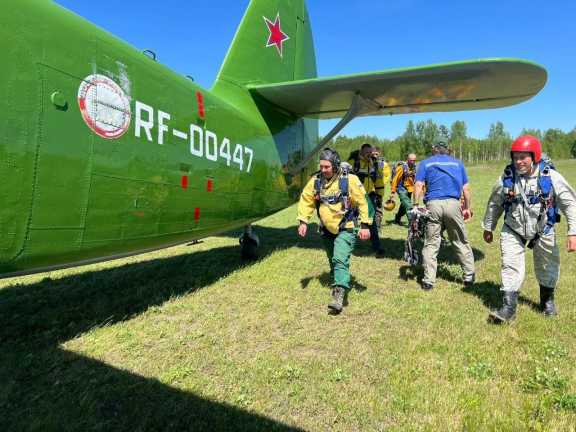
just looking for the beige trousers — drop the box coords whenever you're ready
[500,225,560,292]
[422,199,475,285]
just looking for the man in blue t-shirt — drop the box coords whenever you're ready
[412,137,475,290]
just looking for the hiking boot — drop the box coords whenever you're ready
[328,286,345,314]
[463,274,475,287]
[489,291,518,323]
[540,285,557,317]
[421,281,433,291]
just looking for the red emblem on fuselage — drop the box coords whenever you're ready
[263,13,290,58]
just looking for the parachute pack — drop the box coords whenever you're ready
[502,155,560,241]
[404,207,431,266]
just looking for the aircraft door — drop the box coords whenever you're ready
[0,32,38,266]
[27,67,93,262]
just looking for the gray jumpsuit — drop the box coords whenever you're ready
[482,166,576,292]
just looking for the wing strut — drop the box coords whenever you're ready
[290,93,379,175]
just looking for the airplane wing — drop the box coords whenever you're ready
[247,59,547,119]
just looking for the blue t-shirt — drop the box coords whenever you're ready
[415,155,468,202]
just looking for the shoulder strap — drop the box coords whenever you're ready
[369,158,379,181]
[502,164,515,190]
[339,168,349,198]
[313,172,323,199]
[338,170,359,228]
[401,162,411,180]
[538,160,553,197]
[501,164,516,214]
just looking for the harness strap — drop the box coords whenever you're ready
[502,161,560,235]
[313,169,358,230]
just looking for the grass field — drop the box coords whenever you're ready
[2,161,576,431]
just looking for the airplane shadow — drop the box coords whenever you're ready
[0,222,485,430]
[225,225,485,266]
[0,244,304,431]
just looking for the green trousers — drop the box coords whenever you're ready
[395,190,413,222]
[321,229,357,290]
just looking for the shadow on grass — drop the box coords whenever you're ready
[518,294,542,313]
[0,242,304,431]
[0,222,485,430]
[399,264,422,282]
[300,272,365,312]
[461,281,502,310]
[397,244,485,286]
[300,272,367,292]
[227,225,485,265]
[461,280,542,315]
[1,349,303,431]
[354,236,485,264]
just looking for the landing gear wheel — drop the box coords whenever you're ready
[239,225,260,260]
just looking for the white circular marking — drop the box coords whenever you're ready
[78,74,131,139]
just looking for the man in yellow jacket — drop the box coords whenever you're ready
[348,143,389,254]
[391,153,417,225]
[298,148,372,314]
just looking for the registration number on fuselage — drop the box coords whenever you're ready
[135,101,254,173]
[77,74,254,173]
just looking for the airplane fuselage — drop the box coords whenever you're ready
[0,0,546,276]
[0,0,316,275]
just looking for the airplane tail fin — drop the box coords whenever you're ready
[214,0,317,88]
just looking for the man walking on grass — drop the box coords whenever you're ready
[483,135,576,322]
[412,136,475,291]
[297,148,372,314]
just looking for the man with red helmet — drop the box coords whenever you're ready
[482,135,576,323]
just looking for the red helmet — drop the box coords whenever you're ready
[511,135,542,163]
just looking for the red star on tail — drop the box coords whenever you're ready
[263,13,290,58]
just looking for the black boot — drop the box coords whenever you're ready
[463,274,475,288]
[328,286,345,314]
[540,285,557,317]
[489,291,518,323]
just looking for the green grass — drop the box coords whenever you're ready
[2,161,576,431]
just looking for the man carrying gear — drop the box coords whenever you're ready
[413,136,475,290]
[348,143,389,255]
[390,153,418,225]
[482,135,576,323]
[298,148,372,314]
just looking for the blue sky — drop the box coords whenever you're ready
[57,0,575,140]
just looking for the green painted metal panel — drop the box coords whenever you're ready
[217,0,301,86]
[31,66,92,229]
[0,25,38,266]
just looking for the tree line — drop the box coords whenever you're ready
[327,120,576,164]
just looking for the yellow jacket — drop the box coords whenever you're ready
[391,163,416,193]
[297,172,371,235]
[348,156,390,200]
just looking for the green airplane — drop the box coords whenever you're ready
[0,0,546,277]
